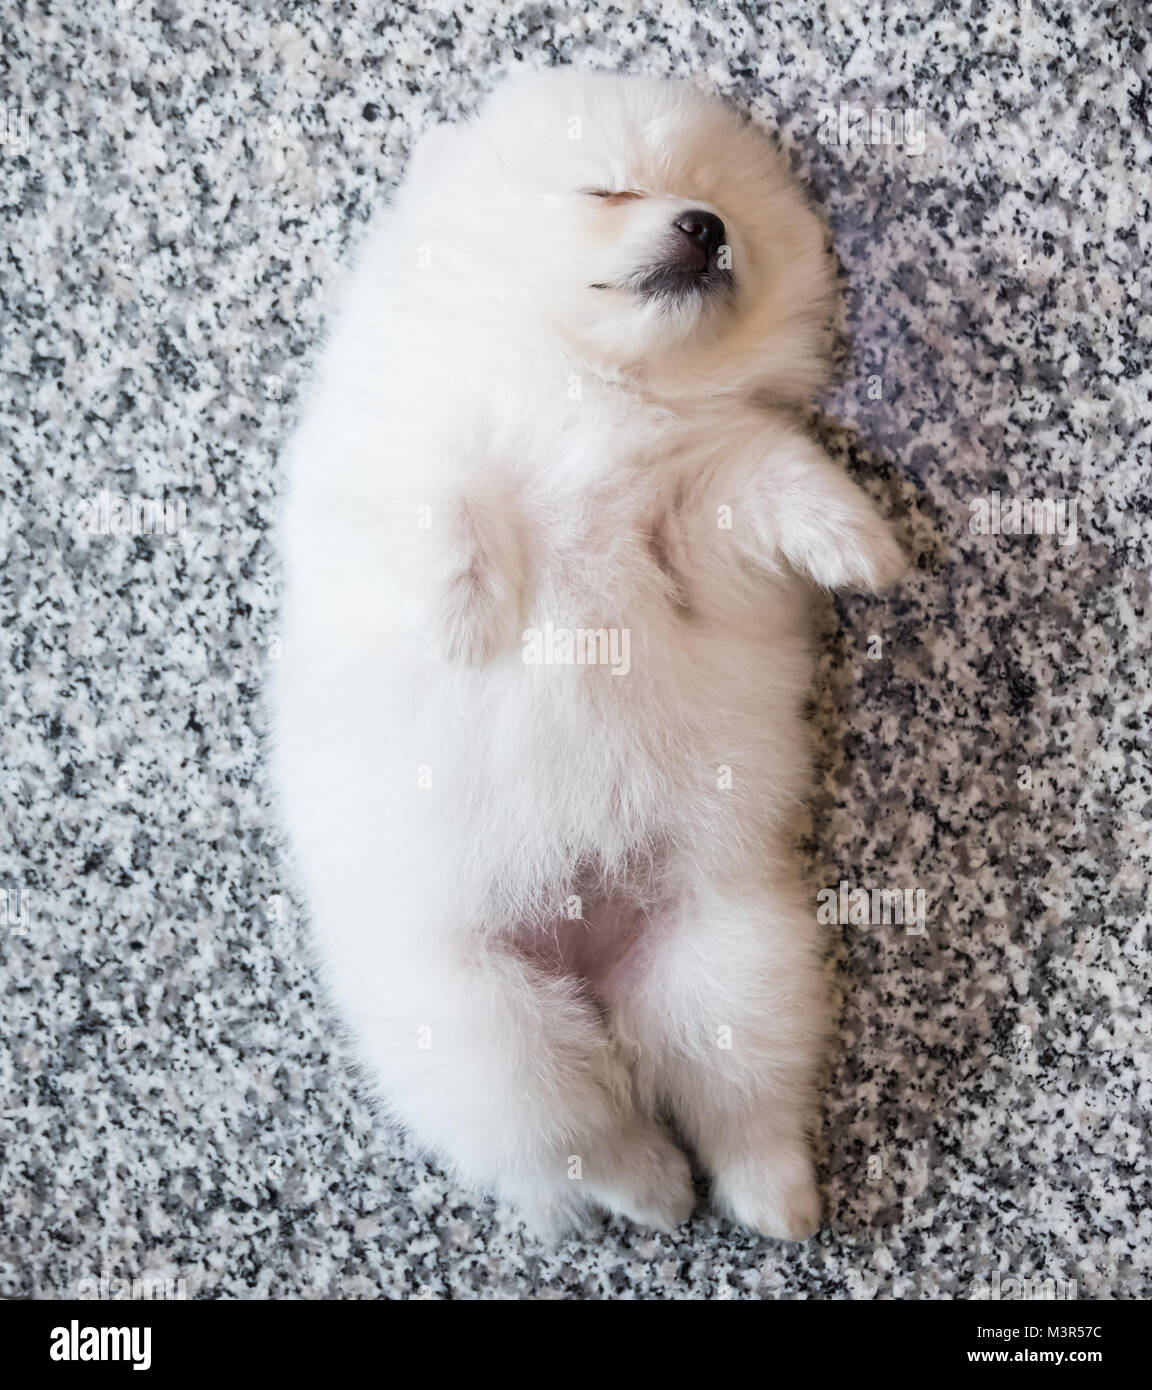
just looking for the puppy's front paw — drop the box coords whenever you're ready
[807,516,906,593]
[714,1148,821,1242]
[763,450,907,594]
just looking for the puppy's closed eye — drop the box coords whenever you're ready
[585,189,645,205]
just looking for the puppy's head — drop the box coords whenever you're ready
[399,70,834,398]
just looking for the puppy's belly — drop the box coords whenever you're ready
[514,891,652,1005]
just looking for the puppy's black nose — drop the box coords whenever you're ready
[673,209,725,266]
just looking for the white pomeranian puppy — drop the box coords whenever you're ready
[272,69,903,1241]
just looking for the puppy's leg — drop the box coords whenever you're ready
[331,931,694,1236]
[611,876,829,1241]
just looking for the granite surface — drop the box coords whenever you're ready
[2,0,1148,1299]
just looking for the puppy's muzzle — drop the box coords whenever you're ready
[672,210,726,270]
[626,208,734,306]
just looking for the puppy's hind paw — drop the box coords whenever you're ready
[512,1192,603,1245]
[585,1124,697,1233]
[714,1149,822,1242]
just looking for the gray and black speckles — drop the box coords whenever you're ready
[1,0,1148,1299]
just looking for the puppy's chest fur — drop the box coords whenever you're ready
[516,405,728,629]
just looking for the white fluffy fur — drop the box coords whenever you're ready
[272,70,903,1240]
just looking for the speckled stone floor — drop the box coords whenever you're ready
[2,1,1148,1299]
